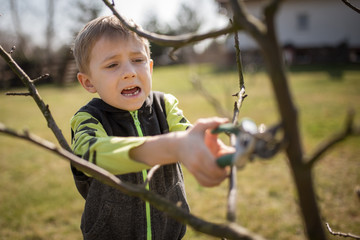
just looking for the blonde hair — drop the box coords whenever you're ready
[73,15,150,74]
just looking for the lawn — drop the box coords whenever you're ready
[0,63,359,239]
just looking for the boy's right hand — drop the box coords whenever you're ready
[176,117,232,187]
[130,117,233,187]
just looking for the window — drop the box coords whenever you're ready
[297,13,309,31]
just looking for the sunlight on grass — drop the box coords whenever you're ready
[0,64,359,239]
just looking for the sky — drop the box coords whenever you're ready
[0,0,228,52]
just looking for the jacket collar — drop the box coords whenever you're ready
[88,92,154,116]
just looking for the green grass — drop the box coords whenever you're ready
[0,63,359,239]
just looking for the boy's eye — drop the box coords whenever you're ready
[133,58,145,63]
[106,63,118,68]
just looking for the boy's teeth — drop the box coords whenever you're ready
[122,87,140,96]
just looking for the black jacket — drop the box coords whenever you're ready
[71,92,189,240]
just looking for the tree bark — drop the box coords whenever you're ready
[258,16,327,240]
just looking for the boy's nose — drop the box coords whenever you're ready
[121,62,136,80]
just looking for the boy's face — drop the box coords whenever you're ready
[78,35,153,111]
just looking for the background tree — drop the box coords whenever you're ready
[143,3,202,64]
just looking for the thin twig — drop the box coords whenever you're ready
[305,110,359,168]
[232,87,247,123]
[0,122,266,240]
[232,19,245,90]
[32,74,50,83]
[6,92,32,96]
[190,75,231,119]
[225,20,248,223]
[341,0,360,14]
[226,103,239,223]
[0,45,70,151]
[326,222,360,239]
[101,0,237,48]
[229,0,266,41]
[143,164,161,187]
[227,140,237,222]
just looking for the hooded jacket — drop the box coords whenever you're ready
[71,91,190,240]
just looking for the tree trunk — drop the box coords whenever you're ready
[260,34,327,240]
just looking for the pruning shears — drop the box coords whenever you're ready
[212,118,284,168]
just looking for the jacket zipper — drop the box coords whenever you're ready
[130,111,152,240]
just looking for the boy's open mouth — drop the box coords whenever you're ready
[121,87,141,97]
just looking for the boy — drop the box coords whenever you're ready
[71,15,231,239]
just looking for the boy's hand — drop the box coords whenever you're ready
[130,117,234,187]
[178,117,234,187]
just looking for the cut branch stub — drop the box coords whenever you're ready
[32,74,50,83]
[6,92,32,96]
[9,46,16,54]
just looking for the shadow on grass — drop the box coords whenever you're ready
[211,63,360,81]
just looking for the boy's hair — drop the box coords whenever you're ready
[73,15,151,74]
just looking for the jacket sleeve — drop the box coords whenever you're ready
[71,111,151,175]
[164,93,192,132]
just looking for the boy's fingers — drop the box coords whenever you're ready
[192,117,229,133]
[197,153,229,186]
[182,117,230,187]
[184,148,228,187]
[195,168,228,187]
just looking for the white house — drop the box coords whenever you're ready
[235,0,360,48]
[217,0,360,64]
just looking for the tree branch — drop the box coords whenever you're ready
[226,26,248,223]
[264,0,283,21]
[190,75,231,119]
[305,110,360,168]
[143,164,161,187]
[341,0,360,14]
[101,0,237,48]
[233,20,245,90]
[0,122,266,240]
[0,29,266,238]
[0,45,70,151]
[326,223,360,239]
[264,0,283,35]
[5,92,32,96]
[229,0,266,43]
[227,163,238,222]
[32,73,50,83]
[231,0,328,238]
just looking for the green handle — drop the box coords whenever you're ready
[212,123,239,135]
[216,153,235,168]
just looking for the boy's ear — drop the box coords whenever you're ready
[149,59,153,74]
[77,72,97,93]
